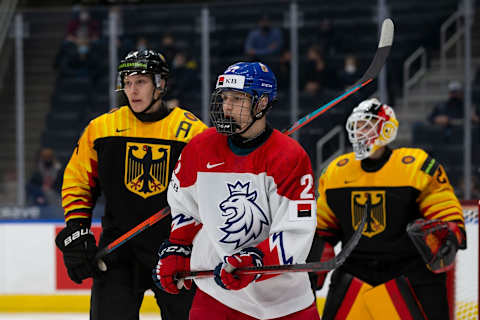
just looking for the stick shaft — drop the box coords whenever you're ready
[95,206,171,260]
[283,18,394,136]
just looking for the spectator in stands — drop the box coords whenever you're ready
[135,35,149,51]
[315,18,337,57]
[160,32,178,63]
[302,44,337,95]
[66,7,100,46]
[337,54,362,89]
[167,50,197,102]
[117,35,151,61]
[54,7,103,81]
[244,14,283,60]
[276,49,291,90]
[26,148,62,206]
[55,34,100,81]
[428,80,480,126]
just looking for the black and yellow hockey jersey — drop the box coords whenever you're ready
[316,147,465,272]
[62,106,207,242]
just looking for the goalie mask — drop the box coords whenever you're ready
[210,62,277,135]
[346,98,399,160]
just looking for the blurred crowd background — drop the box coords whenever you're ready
[0,0,478,220]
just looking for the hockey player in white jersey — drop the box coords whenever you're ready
[153,62,320,320]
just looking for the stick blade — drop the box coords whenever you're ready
[354,18,394,85]
[379,18,394,48]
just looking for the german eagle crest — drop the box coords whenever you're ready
[125,142,170,198]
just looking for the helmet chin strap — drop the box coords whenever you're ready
[233,95,271,136]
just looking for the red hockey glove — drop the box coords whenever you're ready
[214,247,264,290]
[407,219,466,273]
[153,240,192,294]
[55,219,98,284]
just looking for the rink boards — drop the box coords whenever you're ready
[0,208,477,316]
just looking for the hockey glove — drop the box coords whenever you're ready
[55,219,98,284]
[407,218,466,273]
[153,240,192,294]
[214,247,264,290]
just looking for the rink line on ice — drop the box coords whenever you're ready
[0,295,159,313]
[0,295,326,314]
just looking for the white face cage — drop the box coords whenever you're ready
[346,112,384,160]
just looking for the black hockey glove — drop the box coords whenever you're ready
[407,219,466,274]
[55,219,98,284]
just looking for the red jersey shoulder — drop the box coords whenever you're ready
[263,130,313,176]
[265,129,310,163]
[264,130,314,199]
[181,127,225,157]
[187,127,220,146]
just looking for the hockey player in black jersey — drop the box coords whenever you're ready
[55,49,207,320]
[313,98,466,319]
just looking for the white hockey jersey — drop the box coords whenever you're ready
[167,127,317,319]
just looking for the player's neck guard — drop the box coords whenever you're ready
[129,100,171,122]
[228,125,273,156]
[360,146,392,172]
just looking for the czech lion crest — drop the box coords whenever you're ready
[218,181,269,249]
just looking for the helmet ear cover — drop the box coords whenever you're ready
[253,93,272,119]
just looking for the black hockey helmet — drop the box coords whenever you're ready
[117,49,170,90]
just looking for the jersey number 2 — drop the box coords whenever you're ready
[300,174,314,199]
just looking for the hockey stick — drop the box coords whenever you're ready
[95,206,171,271]
[180,208,367,279]
[283,18,394,136]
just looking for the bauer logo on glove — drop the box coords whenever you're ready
[62,228,93,247]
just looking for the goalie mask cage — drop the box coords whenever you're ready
[449,200,479,320]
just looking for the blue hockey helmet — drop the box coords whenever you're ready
[218,62,277,102]
[210,62,277,134]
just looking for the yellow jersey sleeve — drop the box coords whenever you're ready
[416,155,465,229]
[61,120,99,223]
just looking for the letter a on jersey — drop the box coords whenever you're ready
[351,191,386,238]
[125,142,171,198]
